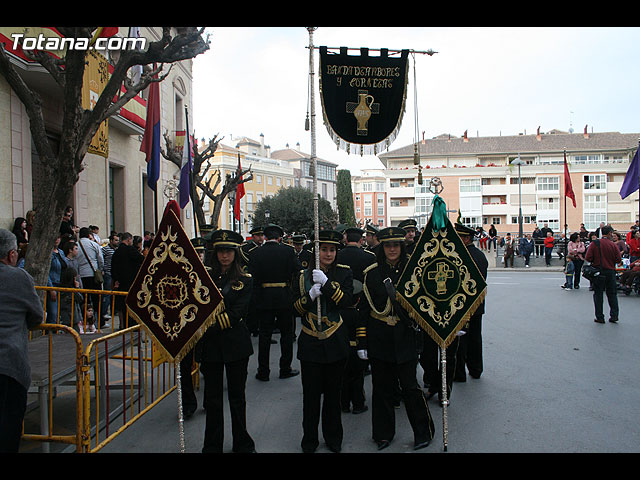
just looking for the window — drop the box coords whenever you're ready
[537,176,559,191]
[584,194,605,210]
[583,213,606,231]
[322,183,327,199]
[461,216,481,228]
[377,197,384,215]
[364,194,372,216]
[390,181,400,188]
[390,200,402,207]
[362,183,373,192]
[460,178,481,193]
[376,181,385,191]
[276,177,281,186]
[584,174,606,190]
[246,193,254,211]
[267,176,273,186]
[573,154,601,164]
[256,174,262,184]
[538,218,560,231]
[537,197,559,210]
[492,217,501,225]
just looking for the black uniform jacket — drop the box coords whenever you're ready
[111,243,144,291]
[293,264,353,364]
[360,256,420,364]
[248,240,301,310]
[198,270,254,363]
[336,245,376,347]
[466,243,488,316]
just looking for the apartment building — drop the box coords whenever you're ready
[199,135,296,236]
[351,170,388,227]
[378,129,639,234]
[271,143,338,209]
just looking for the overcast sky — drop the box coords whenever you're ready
[192,26,640,173]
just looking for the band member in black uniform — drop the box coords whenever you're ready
[249,224,301,381]
[454,222,488,381]
[241,227,263,336]
[198,229,255,453]
[293,230,353,453]
[398,219,418,255]
[360,227,435,451]
[298,237,314,270]
[364,223,381,255]
[179,237,208,418]
[336,227,375,414]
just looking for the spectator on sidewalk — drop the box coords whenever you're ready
[0,228,44,453]
[585,226,622,324]
[544,232,555,266]
[567,232,586,289]
[519,233,535,267]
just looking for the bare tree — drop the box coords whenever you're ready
[0,27,209,288]
[162,133,253,231]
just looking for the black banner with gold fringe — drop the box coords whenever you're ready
[319,46,409,155]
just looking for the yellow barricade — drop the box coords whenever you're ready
[23,286,197,453]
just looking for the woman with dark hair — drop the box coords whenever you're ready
[12,218,28,246]
[568,232,586,289]
[198,229,255,454]
[292,230,353,453]
[360,226,435,452]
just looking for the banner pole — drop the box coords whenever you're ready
[307,27,322,328]
[175,359,186,453]
[440,346,449,452]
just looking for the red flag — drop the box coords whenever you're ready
[564,151,576,208]
[234,154,245,221]
[96,27,119,38]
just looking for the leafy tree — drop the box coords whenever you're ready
[336,169,356,226]
[252,186,337,236]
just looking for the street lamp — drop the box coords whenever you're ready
[511,153,525,242]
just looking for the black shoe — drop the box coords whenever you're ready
[279,369,300,379]
[454,375,466,382]
[609,318,619,323]
[183,406,196,419]
[469,373,481,379]
[594,318,605,324]
[341,405,351,413]
[425,390,437,400]
[255,372,270,381]
[327,443,342,453]
[376,440,390,451]
[352,405,368,414]
[270,339,277,344]
[414,439,431,451]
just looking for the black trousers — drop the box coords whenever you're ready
[201,357,254,453]
[256,307,295,376]
[180,350,197,414]
[300,358,346,452]
[456,313,484,379]
[369,357,434,445]
[592,269,619,322]
[0,374,27,453]
[81,276,103,325]
[420,334,459,399]
[341,348,367,410]
[573,259,584,288]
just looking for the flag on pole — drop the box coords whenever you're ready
[140,68,160,191]
[620,148,640,199]
[179,130,193,209]
[234,154,245,221]
[564,150,576,208]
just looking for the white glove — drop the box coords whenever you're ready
[312,269,328,286]
[357,349,368,360]
[309,283,323,301]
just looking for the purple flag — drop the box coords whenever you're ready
[620,149,639,199]
[179,131,192,209]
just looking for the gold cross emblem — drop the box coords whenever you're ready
[427,261,454,295]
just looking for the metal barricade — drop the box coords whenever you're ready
[24,286,186,453]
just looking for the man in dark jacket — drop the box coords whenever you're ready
[454,222,489,381]
[111,232,144,329]
[519,233,535,267]
[586,226,622,323]
[248,224,301,381]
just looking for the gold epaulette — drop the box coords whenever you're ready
[336,263,350,269]
[363,262,378,275]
